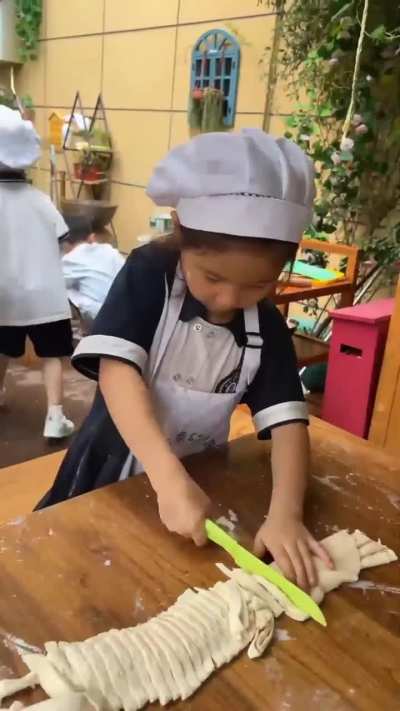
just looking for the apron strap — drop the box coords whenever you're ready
[241,305,263,387]
[147,265,186,383]
[172,262,186,297]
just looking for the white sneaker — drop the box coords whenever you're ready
[43,413,75,439]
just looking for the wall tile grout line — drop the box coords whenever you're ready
[32,105,269,116]
[168,0,182,150]
[38,12,278,43]
[30,167,148,191]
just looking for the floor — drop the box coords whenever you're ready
[0,359,322,524]
[0,359,96,468]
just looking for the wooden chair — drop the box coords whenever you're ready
[287,240,360,368]
[293,333,330,367]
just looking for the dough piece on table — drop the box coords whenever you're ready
[147,618,195,701]
[153,617,201,695]
[59,641,111,710]
[171,602,225,670]
[127,625,175,705]
[22,654,73,701]
[160,611,209,682]
[0,673,38,704]
[81,636,128,711]
[42,643,71,681]
[177,590,235,666]
[247,608,275,659]
[352,529,398,569]
[9,693,96,709]
[216,564,284,619]
[163,607,215,679]
[211,580,251,639]
[1,529,396,711]
[107,629,153,708]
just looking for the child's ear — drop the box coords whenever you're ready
[87,232,97,243]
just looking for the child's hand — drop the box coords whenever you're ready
[253,513,333,591]
[156,464,211,546]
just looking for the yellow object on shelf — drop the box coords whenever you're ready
[48,112,64,152]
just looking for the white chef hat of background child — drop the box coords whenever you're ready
[0,105,41,170]
[147,128,315,244]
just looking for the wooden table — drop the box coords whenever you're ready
[0,419,399,710]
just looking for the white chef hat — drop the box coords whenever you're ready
[0,105,41,170]
[147,128,315,244]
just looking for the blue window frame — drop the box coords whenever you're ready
[191,29,241,127]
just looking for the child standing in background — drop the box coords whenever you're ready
[40,129,332,588]
[0,106,74,439]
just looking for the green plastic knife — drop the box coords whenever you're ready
[206,519,326,627]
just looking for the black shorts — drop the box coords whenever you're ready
[0,320,74,359]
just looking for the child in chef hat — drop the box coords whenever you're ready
[39,128,332,588]
[0,106,75,439]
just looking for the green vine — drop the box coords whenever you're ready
[260,0,400,275]
[15,0,43,62]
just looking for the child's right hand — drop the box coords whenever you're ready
[156,464,210,546]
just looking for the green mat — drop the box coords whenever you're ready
[286,260,343,282]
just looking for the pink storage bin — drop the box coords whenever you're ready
[322,299,394,438]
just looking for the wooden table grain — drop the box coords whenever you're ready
[0,418,399,710]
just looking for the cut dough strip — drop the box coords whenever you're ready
[1,529,397,711]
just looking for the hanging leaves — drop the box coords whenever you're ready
[260,0,400,272]
[15,0,43,62]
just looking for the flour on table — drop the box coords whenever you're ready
[0,530,397,711]
[274,629,295,642]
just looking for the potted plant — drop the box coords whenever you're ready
[73,127,112,183]
[189,87,226,133]
[0,90,35,121]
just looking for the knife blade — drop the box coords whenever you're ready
[206,518,326,627]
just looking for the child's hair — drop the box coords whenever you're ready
[92,226,114,244]
[60,214,93,245]
[159,225,298,273]
[178,225,297,264]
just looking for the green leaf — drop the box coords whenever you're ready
[318,104,333,117]
[340,151,353,161]
[370,25,387,42]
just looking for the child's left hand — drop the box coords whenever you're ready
[253,513,333,591]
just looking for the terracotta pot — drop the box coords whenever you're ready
[74,163,105,183]
[22,108,35,123]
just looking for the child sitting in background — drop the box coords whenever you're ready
[0,106,74,438]
[61,215,125,323]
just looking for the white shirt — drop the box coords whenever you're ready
[0,182,71,326]
[62,243,125,320]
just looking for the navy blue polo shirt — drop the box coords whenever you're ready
[72,242,308,438]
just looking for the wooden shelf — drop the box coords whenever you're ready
[70,178,109,186]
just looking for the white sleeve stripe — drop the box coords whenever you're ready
[72,335,147,372]
[253,401,309,432]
